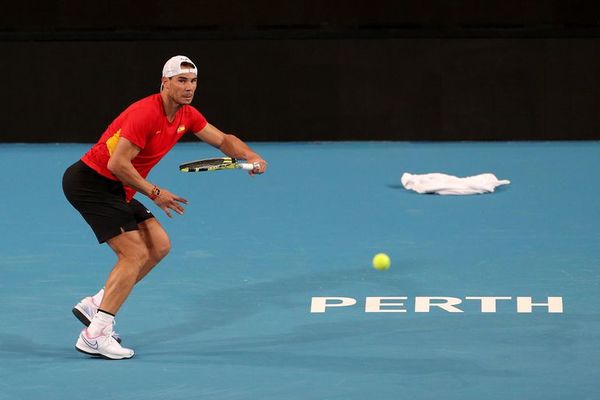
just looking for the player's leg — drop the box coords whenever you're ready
[93,218,170,313]
[72,218,168,328]
[75,231,147,360]
[86,214,169,315]
[135,217,171,283]
[100,230,150,314]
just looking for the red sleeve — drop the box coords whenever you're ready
[188,106,208,133]
[119,109,156,149]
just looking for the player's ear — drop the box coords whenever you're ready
[160,77,169,91]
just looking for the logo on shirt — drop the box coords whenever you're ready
[177,125,186,133]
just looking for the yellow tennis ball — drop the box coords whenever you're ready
[372,253,391,270]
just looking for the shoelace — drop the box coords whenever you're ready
[99,322,120,346]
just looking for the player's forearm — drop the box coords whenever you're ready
[107,159,155,197]
[219,134,259,160]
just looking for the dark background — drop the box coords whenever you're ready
[2,0,600,142]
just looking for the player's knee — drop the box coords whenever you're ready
[153,240,171,262]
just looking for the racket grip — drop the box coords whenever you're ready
[239,163,255,171]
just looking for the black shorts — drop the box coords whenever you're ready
[62,160,155,243]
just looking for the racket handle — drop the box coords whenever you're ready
[238,162,255,171]
[238,162,259,171]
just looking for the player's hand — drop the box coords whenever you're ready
[247,156,267,175]
[152,188,188,218]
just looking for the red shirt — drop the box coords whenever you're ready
[82,94,207,201]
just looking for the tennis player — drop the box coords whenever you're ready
[62,55,267,359]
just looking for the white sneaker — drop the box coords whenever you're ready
[76,327,134,360]
[72,296,122,343]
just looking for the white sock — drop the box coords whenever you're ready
[87,310,114,338]
[91,288,104,307]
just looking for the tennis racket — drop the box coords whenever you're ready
[179,157,258,172]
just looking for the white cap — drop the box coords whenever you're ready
[162,55,197,78]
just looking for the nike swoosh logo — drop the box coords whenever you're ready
[81,334,99,350]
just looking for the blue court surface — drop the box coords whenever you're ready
[0,141,599,400]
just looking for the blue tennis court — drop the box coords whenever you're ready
[0,141,598,399]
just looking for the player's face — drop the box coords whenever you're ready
[166,73,197,105]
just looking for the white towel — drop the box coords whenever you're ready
[401,172,510,195]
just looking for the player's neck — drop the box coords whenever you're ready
[160,92,183,123]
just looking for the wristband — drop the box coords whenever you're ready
[149,185,161,200]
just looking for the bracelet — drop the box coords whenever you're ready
[149,185,161,200]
